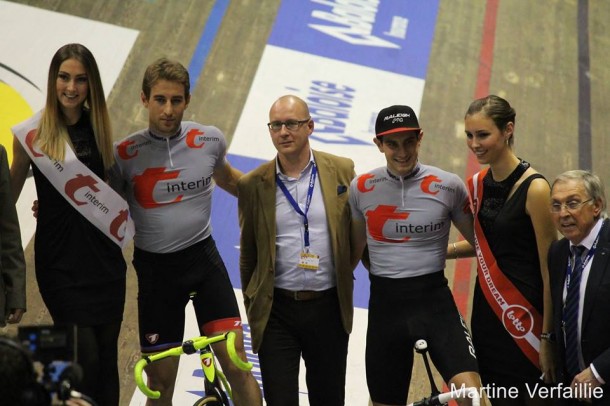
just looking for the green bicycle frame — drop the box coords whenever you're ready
[134,331,252,400]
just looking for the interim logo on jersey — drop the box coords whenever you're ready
[365,204,446,243]
[421,174,441,195]
[133,167,183,208]
[421,174,456,195]
[366,204,410,242]
[356,173,389,193]
[358,173,457,197]
[132,167,213,209]
[117,138,152,159]
[186,128,205,148]
[186,128,221,149]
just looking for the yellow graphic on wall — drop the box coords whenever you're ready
[0,81,33,165]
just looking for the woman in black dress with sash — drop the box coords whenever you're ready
[449,95,557,405]
[11,43,126,406]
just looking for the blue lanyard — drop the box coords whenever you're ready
[276,163,317,249]
[566,233,600,290]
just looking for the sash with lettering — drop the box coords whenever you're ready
[468,168,542,368]
[12,110,135,248]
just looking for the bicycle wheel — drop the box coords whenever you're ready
[192,395,223,406]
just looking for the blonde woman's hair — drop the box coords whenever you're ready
[36,43,114,171]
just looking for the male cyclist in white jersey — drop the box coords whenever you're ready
[111,58,261,406]
[349,105,483,406]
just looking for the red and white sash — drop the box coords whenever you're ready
[12,111,135,248]
[469,169,542,368]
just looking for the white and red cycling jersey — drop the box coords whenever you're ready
[112,122,227,253]
[349,163,471,278]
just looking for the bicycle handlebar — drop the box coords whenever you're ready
[226,330,253,371]
[134,331,253,399]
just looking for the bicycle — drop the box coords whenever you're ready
[134,331,253,406]
[407,339,481,406]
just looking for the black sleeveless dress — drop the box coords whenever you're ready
[32,112,126,326]
[471,162,546,387]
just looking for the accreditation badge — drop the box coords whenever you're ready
[298,251,320,270]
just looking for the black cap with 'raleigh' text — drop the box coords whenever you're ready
[375,105,421,137]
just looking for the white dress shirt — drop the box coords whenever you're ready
[274,153,335,291]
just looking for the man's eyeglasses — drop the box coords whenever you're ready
[267,118,310,132]
[550,198,593,213]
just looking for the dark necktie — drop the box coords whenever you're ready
[564,245,586,378]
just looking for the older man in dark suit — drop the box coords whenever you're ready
[548,170,610,405]
[237,95,356,406]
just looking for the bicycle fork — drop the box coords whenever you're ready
[200,346,216,383]
[200,345,230,405]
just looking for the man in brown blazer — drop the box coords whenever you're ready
[237,95,356,406]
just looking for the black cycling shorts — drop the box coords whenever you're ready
[133,237,241,352]
[366,271,478,405]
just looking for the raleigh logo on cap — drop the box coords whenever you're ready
[375,105,421,137]
[383,112,412,121]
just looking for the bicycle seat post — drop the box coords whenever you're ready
[414,339,440,396]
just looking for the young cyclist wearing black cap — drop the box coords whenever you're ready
[349,105,484,406]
